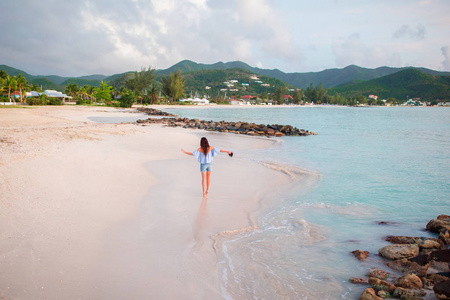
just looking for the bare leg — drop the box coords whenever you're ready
[201,172,207,196]
[205,171,211,195]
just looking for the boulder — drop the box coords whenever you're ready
[427,273,450,285]
[369,277,396,293]
[393,287,425,299]
[434,280,450,299]
[439,230,450,245]
[384,235,443,249]
[395,273,423,289]
[266,128,275,135]
[352,250,370,261]
[379,244,420,260]
[367,269,389,280]
[387,259,430,276]
[274,131,285,137]
[410,254,430,266]
[427,219,450,233]
[350,277,369,284]
[428,260,450,273]
[376,290,389,298]
[359,288,382,300]
[431,250,450,263]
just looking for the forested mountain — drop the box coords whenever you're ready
[155,60,450,89]
[1,62,449,102]
[171,68,293,97]
[330,69,450,101]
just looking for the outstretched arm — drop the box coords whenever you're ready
[181,149,193,156]
[220,149,233,157]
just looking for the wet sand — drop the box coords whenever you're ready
[0,106,293,299]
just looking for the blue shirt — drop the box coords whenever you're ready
[192,147,221,164]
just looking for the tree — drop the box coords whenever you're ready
[305,83,328,104]
[93,81,114,104]
[16,74,28,103]
[65,83,79,99]
[161,70,185,102]
[125,66,155,104]
[0,70,7,80]
[5,76,17,103]
[292,89,303,104]
[148,86,159,104]
[272,85,284,104]
[118,89,135,108]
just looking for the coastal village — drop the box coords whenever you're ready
[1,73,448,107]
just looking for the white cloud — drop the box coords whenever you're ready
[441,46,450,71]
[0,0,448,75]
[393,24,426,40]
[332,33,401,68]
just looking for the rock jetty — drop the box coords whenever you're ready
[350,215,450,300]
[136,107,317,137]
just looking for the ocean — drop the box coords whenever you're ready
[160,105,449,299]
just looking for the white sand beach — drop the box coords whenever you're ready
[0,106,294,299]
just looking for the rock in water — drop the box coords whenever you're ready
[395,273,423,289]
[368,277,396,293]
[359,288,382,300]
[378,244,419,260]
[351,250,369,261]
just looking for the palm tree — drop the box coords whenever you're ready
[5,76,17,104]
[65,83,79,99]
[0,70,7,80]
[16,74,27,103]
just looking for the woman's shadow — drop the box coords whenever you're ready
[193,196,209,248]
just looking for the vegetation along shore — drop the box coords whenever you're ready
[1,60,449,108]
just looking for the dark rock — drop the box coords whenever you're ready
[410,254,430,266]
[434,280,450,299]
[379,244,420,260]
[376,221,400,226]
[431,250,450,263]
[352,250,370,261]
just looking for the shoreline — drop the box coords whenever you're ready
[0,106,316,299]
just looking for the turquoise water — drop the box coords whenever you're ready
[162,106,450,298]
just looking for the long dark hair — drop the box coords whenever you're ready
[200,137,210,155]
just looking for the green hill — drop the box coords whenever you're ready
[154,60,450,89]
[173,68,293,97]
[330,69,450,101]
[2,62,449,100]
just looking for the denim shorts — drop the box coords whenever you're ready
[200,163,212,172]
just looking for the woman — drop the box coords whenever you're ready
[181,137,233,196]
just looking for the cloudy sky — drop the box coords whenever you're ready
[1,0,449,76]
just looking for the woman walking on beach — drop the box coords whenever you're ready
[182,137,233,196]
